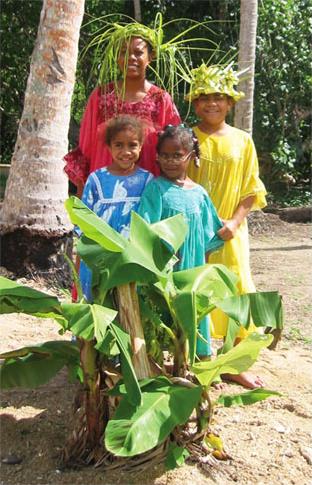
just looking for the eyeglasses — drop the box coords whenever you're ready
[157,151,192,163]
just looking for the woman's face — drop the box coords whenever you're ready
[117,37,151,80]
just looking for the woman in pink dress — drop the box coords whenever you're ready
[64,18,182,195]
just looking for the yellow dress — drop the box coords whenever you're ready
[188,126,267,338]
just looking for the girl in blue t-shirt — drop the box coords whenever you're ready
[138,124,223,357]
[79,115,153,301]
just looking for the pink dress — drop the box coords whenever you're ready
[64,84,181,185]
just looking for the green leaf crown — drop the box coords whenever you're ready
[185,62,246,102]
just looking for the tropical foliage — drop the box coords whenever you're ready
[0,197,283,466]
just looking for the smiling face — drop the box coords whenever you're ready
[157,137,192,182]
[117,37,152,80]
[193,93,234,129]
[109,127,142,174]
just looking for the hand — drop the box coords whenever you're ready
[217,219,239,241]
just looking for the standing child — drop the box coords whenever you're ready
[78,115,153,301]
[186,64,267,388]
[138,124,224,359]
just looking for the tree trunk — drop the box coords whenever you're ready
[133,0,142,22]
[117,283,152,379]
[234,0,258,134]
[0,0,84,236]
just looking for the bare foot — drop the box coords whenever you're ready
[221,372,265,389]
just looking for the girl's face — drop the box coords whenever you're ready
[109,128,142,174]
[118,37,151,80]
[193,93,234,128]
[157,137,192,182]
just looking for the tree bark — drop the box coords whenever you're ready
[133,0,142,22]
[0,0,85,236]
[117,283,152,379]
[234,0,258,134]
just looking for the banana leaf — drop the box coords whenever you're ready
[217,388,282,407]
[65,196,126,252]
[66,197,187,291]
[165,443,190,470]
[217,292,284,352]
[105,377,201,456]
[165,264,238,364]
[0,341,80,389]
[0,276,62,319]
[109,322,142,406]
[192,333,273,387]
[60,303,141,405]
[60,303,117,342]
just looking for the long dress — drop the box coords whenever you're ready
[138,176,224,356]
[188,126,267,338]
[79,167,153,301]
[64,84,181,185]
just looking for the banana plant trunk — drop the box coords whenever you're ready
[80,339,103,448]
[117,283,152,379]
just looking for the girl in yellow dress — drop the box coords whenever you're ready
[186,64,267,388]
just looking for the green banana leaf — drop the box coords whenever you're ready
[66,197,187,291]
[105,377,202,456]
[192,333,273,387]
[60,303,141,405]
[171,291,197,364]
[108,375,172,396]
[0,341,80,389]
[0,276,62,319]
[65,196,126,252]
[109,322,142,406]
[217,292,284,352]
[163,264,238,364]
[217,292,283,329]
[165,443,190,470]
[60,303,117,341]
[217,388,282,407]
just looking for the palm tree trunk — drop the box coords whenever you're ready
[0,0,84,235]
[234,0,258,134]
[133,0,142,22]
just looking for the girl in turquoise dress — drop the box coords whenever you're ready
[138,125,223,357]
[79,115,153,301]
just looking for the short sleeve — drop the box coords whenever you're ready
[241,135,267,210]
[138,181,162,223]
[81,174,98,211]
[201,192,224,253]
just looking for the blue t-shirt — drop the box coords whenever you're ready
[79,166,153,300]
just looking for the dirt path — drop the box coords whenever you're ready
[1,219,311,485]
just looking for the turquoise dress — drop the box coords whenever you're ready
[138,177,224,356]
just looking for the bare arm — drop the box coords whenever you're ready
[217,195,255,241]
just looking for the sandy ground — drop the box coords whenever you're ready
[1,216,311,485]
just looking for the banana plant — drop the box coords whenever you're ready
[0,197,283,464]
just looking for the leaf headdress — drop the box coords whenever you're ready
[184,62,247,102]
[81,13,218,100]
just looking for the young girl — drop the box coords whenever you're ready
[78,115,153,301]
[138,125,224,358]
[186,63,267,387]
[64,17,183,195]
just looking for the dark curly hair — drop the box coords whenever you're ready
[105,115,145,146]
[157,124,200,167]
